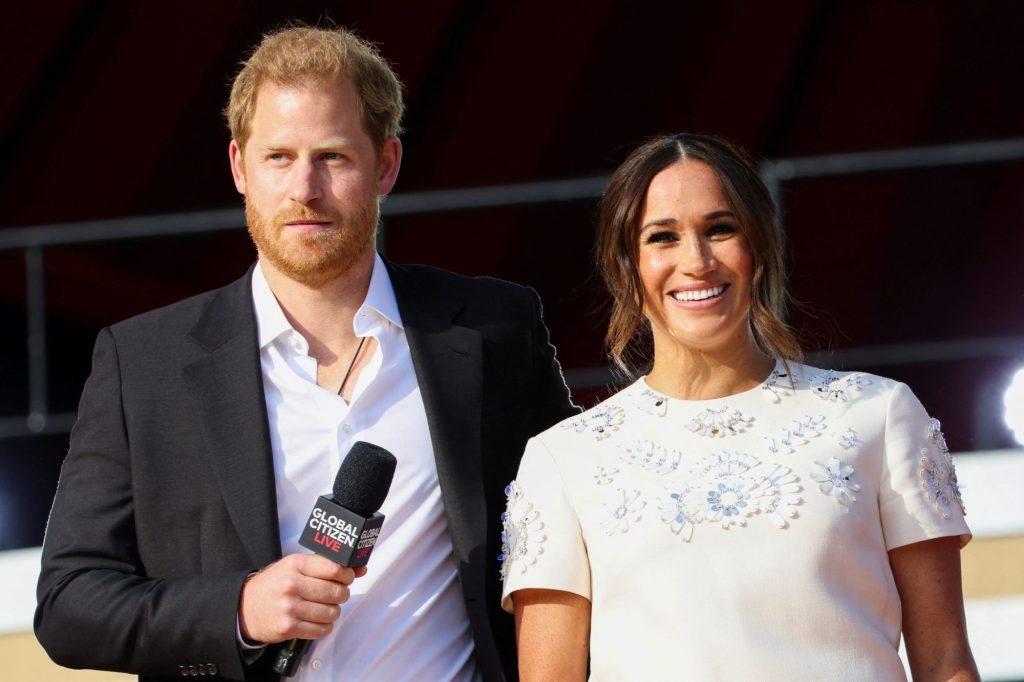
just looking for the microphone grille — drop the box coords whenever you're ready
[332,442,397,516]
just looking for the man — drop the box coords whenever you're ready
[35,26,576,681]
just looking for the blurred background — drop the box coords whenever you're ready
[1,0,1022,679]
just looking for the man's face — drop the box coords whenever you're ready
[229,78,401,287]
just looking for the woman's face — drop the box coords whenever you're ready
[637,160,754,357]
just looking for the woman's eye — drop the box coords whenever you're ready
[644,231,678,244]
[707,223,738,238]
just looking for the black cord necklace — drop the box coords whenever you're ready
[338,336,367,396]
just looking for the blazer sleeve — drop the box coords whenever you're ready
[34,327,253,681]
[525,287,579,432]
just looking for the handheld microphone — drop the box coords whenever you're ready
[272,441,397,677]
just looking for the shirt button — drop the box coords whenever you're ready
[342,423,352,433]
[311,658,322,671]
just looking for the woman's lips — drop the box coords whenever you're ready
[671,284,727,302]
[667,283,729,308]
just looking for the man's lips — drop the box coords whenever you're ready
[284,220,333,231]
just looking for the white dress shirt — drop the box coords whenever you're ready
[252,257,482,681]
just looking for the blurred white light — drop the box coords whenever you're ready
[1005,367,1024,447]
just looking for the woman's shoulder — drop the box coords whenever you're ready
[785,361,910,404]
[533,376,647,444]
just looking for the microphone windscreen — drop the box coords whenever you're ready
[332,441,397,517]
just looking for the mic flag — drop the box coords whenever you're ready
[298,441,397,567]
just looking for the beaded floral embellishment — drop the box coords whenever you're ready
[560,404,626,441]
[764,415,827,454]
[920,418,965,518]
[498,481,546,579]
[837,428,862,450]
[762,368,794,403]
[810,458,860,507]
[810,370,872,403]
[636,387,670,417]
[592,465,618,486]
[659,484,699,541]
[754,464,805,528]
[617,439,682,475]
[601,488,645,535]
[688,451,803,529]
[687,406,752,438]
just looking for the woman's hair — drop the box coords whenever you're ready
[596,133,802,376]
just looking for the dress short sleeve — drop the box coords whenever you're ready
[500,436,591,612]
[878,382,971,550]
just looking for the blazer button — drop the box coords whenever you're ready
[206,663,219,676]
[179,666,189,677]
[189,665,199,676]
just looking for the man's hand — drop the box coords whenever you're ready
[238,554,368,644]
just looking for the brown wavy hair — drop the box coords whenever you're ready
[597,133,802,376]
[226,25,405,152]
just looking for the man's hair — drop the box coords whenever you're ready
[226,25,405,152]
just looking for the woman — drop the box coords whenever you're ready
[499,134,978,681]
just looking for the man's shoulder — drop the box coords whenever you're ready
[388,261,533,298]
[387,261,539,323]
[107,270,251,342]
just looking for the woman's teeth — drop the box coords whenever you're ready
[672,285,726,302]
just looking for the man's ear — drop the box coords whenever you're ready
[229,139,246,195]
[376,137,402,196]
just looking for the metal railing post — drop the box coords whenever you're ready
[25,245,47,433]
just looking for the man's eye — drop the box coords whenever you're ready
[322,152,345,161]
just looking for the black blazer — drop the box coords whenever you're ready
[35,261,577,682]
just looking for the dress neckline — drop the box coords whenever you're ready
[636,359,790,406]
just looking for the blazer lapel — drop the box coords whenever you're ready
[182,270,281,568]
[387,262,485,568]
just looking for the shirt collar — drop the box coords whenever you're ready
[250,254,404,351]
[252,262,293,350]
[358,252,404,334]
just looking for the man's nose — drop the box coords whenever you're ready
[289,159,322,203]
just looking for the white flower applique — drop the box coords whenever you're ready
[617,439,682,475]
[762,368,795,403]
[705,478,753,526]
[920,418,966,518]
[810,371,873,403]
[659,484,698,541]
[687,406,753,438]
[764,415,827,454]
[559,416,589,434]
[753,464,804,529]
[601,488,645,535]
[559,404,626,441]
[810,458,860,507]
[636,387,670,417]
[592,465,618,486]
[690,451,802,529]
[498,481,546,579]
[837,428,862,450]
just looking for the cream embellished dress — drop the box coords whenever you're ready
[500,362,969,682]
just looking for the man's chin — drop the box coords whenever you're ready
[260,247,368,288]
